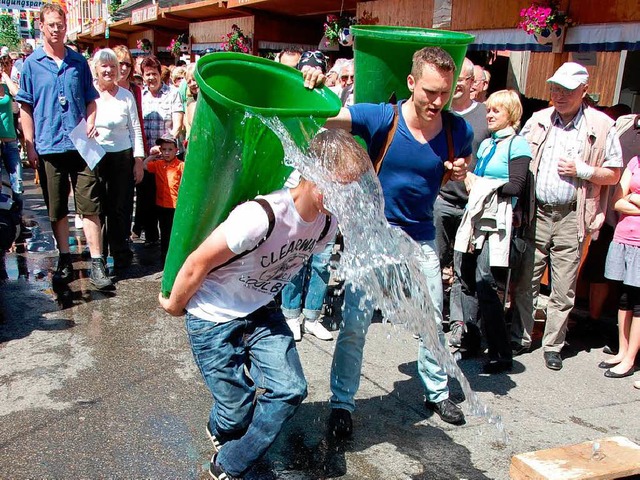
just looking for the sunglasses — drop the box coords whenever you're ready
[301,50,326,62]
[341,75,354,81]
[119,61,132,68]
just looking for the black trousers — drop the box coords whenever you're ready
[157,206,175,259]
[97,149,135,261]
[134,171,159,242]
[458,243,511,362]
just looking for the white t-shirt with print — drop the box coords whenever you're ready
[187,189,336,323]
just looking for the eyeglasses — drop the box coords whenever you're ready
[458,75,474,83]
[119,61,132,68]
[45,22,66,31]
[550,85,576,96]
[341,74,354,80]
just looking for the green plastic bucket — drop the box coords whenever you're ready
[161,52,341,296]
[351,26,475,107]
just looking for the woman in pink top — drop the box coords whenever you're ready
[601,155,640,385]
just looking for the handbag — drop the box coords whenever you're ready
[509,226,527,270]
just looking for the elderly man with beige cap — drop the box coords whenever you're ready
[510,62,623,370]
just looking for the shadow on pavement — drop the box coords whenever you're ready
[0,279,76,343]
[272,361,493,479]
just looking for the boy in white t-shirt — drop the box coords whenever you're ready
[159,129,370,480]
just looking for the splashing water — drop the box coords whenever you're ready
[262,114,507,443]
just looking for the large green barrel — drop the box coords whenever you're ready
[351,26,475,106]
[161,52,341,296]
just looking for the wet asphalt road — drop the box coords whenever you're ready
[1,170,639,479]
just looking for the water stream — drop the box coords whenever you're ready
[261,114,506,443]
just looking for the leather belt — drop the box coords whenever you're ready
[537,201,577,213]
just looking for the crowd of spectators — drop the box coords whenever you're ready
[0,5,638,478]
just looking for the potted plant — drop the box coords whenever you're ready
[323,11,379,48]
[323,14,355,47]
[136,38,152,54]
[518,1,573,52]
[169,34,188,59]
[222,24,251,54]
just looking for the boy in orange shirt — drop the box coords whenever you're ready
[144,135,184,260]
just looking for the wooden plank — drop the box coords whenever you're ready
[451,0,565,31]
[524,52,620,106]
[578,52,621,107]
[357,0,434,28]
[510,436,640,480]
[570,0,640,24]
[227,0,357,17]
[189,16,254,44]
[252,12,320,46]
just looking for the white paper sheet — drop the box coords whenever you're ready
[68,119,106,170]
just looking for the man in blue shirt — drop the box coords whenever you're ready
[303,47,472,435]
[17,3,112,290]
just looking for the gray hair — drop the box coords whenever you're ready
[92,48,120,81]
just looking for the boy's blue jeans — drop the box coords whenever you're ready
[281,241,334,321]
[185,304,307,477]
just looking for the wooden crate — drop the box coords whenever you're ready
[510,436,640,480]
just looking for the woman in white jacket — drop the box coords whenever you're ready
[454,90,532,374]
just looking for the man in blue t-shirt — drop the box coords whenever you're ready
[16,3,112,290]
[303,47,472,436]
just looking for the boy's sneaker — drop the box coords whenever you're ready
[52,254,74,284]
[205,423,222,453]
[209,454,241,480]
[327,408,353,438]
[90,258,114,290]
[286,317,302,341]
[304,320,333,341]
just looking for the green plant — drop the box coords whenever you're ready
[323,14,354,47]
[169,35,184,57]
[108,0,122,18]
[136,38,152,53]
[323,11,378,47]
[0,15,21,51]
[222,24,250,54]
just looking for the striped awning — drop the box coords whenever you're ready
[465,22,640,52]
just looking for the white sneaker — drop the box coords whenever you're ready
[304,320,333,341]
[74,214,83,229]
[286,318,302,341]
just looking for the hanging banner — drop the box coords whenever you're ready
[131,4,158,25]
[0,0,43,9]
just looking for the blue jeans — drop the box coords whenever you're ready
[330,239,449,411]
[1,141,23,198]
[281,241,334,321]
[186,305,307,477]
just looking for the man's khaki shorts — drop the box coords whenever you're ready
[38,151,102,222]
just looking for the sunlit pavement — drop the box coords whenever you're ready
[1,170,638,479]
